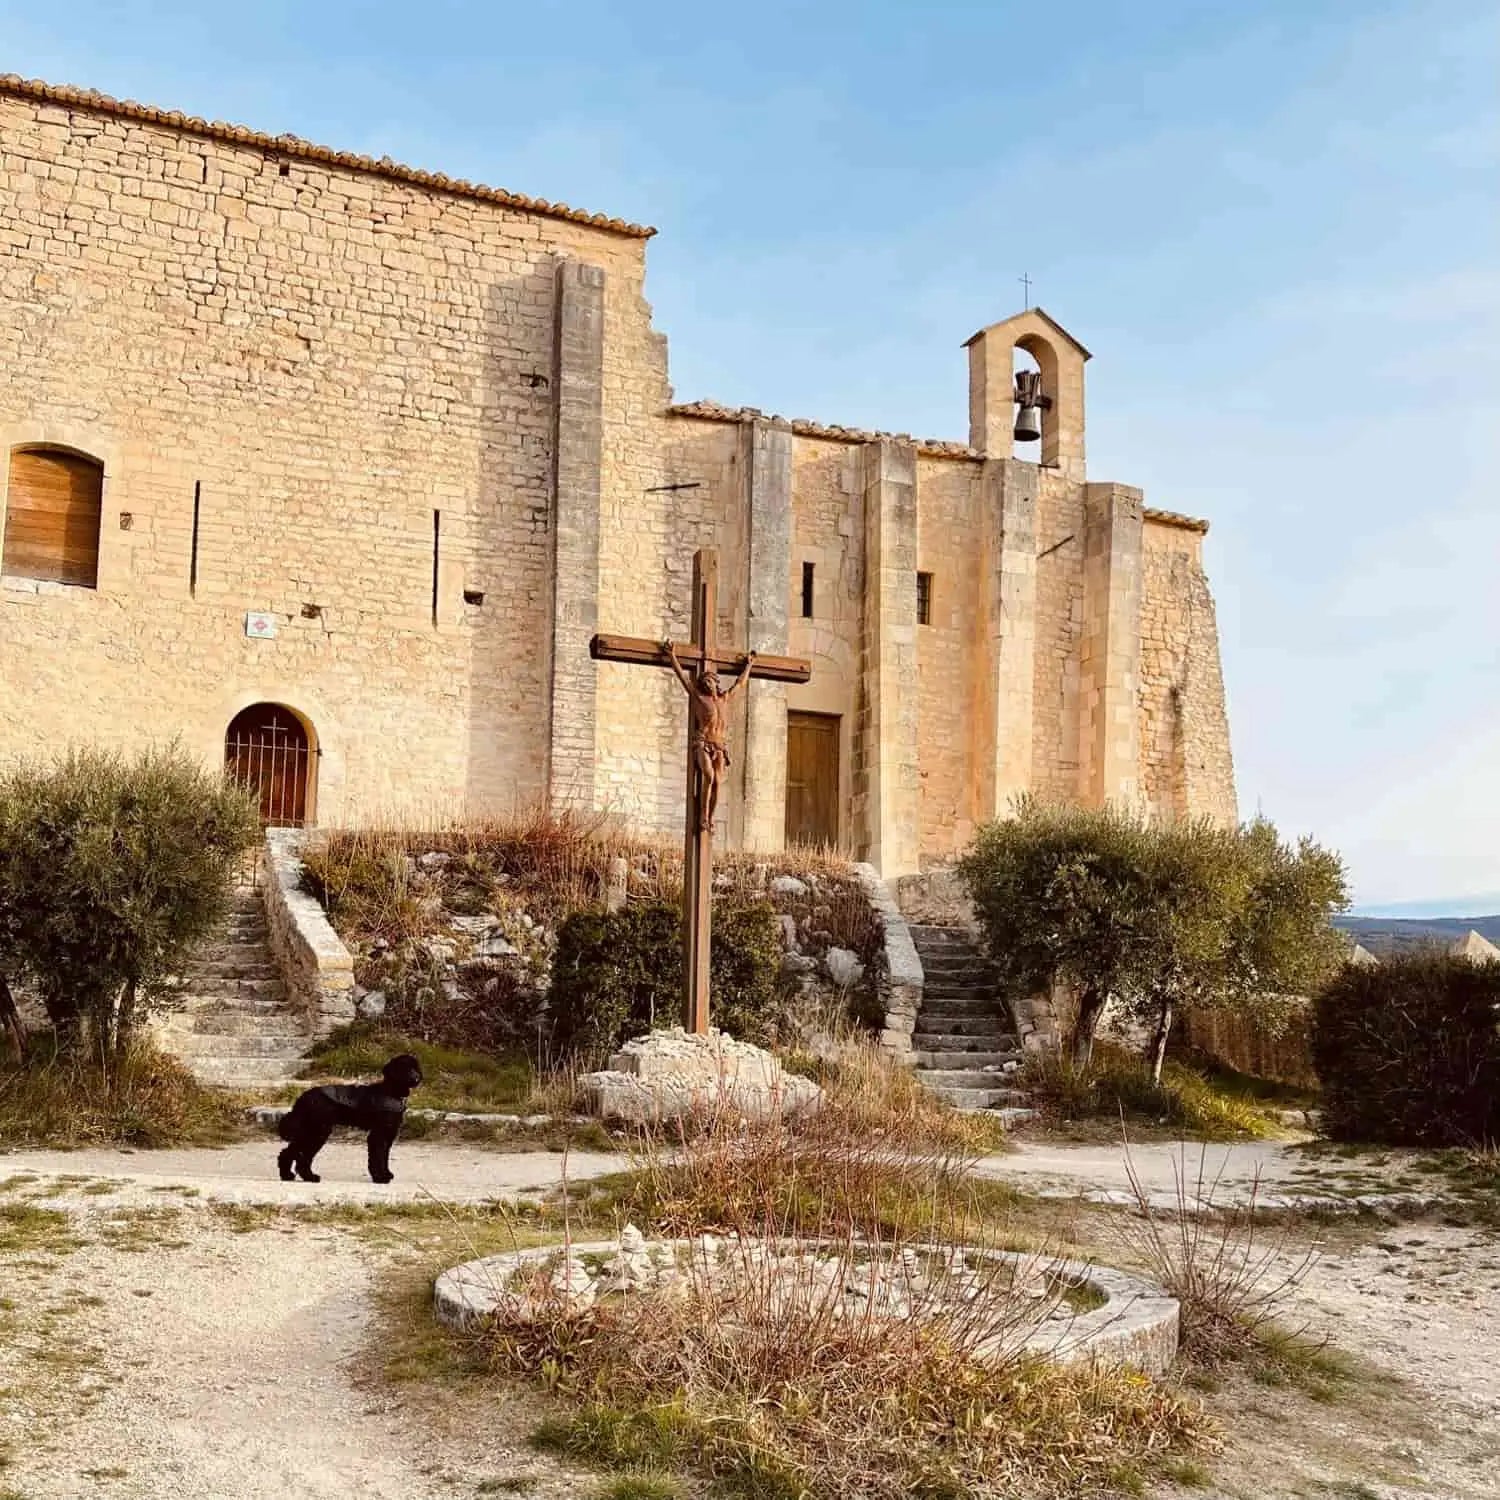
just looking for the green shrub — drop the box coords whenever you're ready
[1023,1046,1279,1140]
[0,745,261,1058]
[958,800,1346,1075]
[549,900,783,1061]
[1312,953,1500,1145]
[298,1025,534,1111]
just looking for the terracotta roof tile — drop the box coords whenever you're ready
[0,74,655,239]
[1142,507,1210,535]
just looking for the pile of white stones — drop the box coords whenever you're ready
[434,1227,1182,1375]
[579,1028,822,1126]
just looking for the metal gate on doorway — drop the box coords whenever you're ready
[225,704,314,888]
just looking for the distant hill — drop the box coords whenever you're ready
[1333,913,1500,958]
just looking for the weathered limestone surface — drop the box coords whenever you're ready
[580,1028,822,1125]
[263,829,355,1038]
[855,440,920,877]
[0,82,1236,876]
[853,862,924,1059]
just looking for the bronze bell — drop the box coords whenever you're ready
[1013,369,1050,443]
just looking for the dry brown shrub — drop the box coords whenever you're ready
[1117,1141,1318,1368]
[482,1121,1207,1498]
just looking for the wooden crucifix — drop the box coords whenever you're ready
[590,549,812,1034]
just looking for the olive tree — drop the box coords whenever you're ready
[0,745,261,1060]
[958,799,1349,1076]
[957,799,1166,1068]
[1116,818,1348,1082]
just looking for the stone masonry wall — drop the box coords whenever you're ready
[1139,517,1237,824]
[0,87,663,822]
[1028,468,1087,804]
[785,436,863,847]
[914,455,983,859]
[0,82,1238,872]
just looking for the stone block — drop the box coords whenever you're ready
[582,1028,821,1125]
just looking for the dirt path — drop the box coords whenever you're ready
[4,1138,1496,1499]
[0,1214,593,1500]
[0,1138,624,1208]
[978,1139,1302,1200]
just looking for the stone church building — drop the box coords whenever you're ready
[0,76,1236,877]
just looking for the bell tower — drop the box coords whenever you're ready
[965,308,1090,478]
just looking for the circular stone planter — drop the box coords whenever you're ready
[434,1233,1179,1377]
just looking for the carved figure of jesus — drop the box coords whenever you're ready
[663,640,756,833]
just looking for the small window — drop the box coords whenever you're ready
[801,560,815,618]
[3,447,104,588]
[916,571,933,626]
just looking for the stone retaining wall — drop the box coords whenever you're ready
[433,1239,1180,1378]
[262,829,356,1039]
[854,863,923,1061]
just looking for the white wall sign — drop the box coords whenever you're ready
[244,611,278,640]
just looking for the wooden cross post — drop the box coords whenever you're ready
[590,548,811,1034]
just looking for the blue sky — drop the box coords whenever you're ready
[4,1,1496,913]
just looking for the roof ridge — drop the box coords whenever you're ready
[668,399,981,460]
[0,74,655,240]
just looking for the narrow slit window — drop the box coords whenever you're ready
[801,561,815,618]
[431,510,441,626]
[916,571,933,626]
[189,480,201,597]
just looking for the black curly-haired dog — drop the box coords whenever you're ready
[276,1053,423,1184]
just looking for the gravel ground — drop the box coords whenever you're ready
[0,1214,595,1500]
[2,1138,1496,1499]
[976,1139,1303,1199]
[0,1138,624,1208]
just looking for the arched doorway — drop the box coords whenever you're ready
[225,704,315,827]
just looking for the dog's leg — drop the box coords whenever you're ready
[277,1144,298,1182]
[366,1121,399,1184]
[295,1121,334,1182]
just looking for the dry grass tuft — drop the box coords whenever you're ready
[300,807,882,987]
[499,1220,1202,1499]
[786,1035,1009,1156]
[464,1113,1210,1497]
[1116,1142,1343,1392]
[0,1037,246,1149]
[1023,1045,1285,1141]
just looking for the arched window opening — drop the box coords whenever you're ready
[1011,348,1045,458]
[3,447,105,588]
[225,704,315,827]
[1014,334,1063,466]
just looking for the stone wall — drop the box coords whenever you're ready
[853,863,924,1060]
[1138,516,1237,824]
[262,829,355,1037]
[0,82,663,824]
[0,80,1238,879]
[914,456,983,858]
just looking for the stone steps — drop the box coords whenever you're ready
[912,1014,1011,1038]
[924,1085,1032,1111]
[166,1031,308,1059]
[911,1031,1015,1052]
[908,923,1030,1119]
[188,1056,308,1088]
[919,995,1001,1015]
[154,887,311,1089]
[910,1049,1017,1070]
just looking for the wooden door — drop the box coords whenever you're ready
[3,448,103,587]
[225,704,311,827]
[785,712,840,848]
